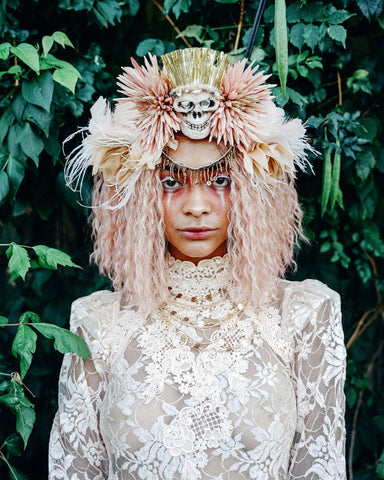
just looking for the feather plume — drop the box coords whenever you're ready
[116,54,180,154]
[210,59,273,149]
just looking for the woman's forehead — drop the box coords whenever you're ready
[166,136,224,169]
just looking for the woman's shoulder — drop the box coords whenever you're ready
[276,278,342,334]
[70,290,123,331]
[277,277,340,306]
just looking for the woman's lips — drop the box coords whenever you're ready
[178,227,217,240]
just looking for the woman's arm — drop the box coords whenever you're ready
[285,280,347,480]
[49,292,115,480]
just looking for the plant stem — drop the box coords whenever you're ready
[234,0,245,51]
[151,0,192,48]
[0,448,18,480]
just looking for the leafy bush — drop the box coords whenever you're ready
[0,0,383,478]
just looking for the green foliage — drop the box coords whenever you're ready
[0,0,383,478]
[275,0,288,97]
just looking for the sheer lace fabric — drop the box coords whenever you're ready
[49,256,346,479]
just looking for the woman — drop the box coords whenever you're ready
[49,48,346,479]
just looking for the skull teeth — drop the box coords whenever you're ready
[185,120,210,131]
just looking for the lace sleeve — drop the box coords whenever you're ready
[49,291,117,480]
[284,280,347,480]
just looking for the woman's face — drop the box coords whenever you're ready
[161,137,231,264]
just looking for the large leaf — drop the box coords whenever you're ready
[32,323,91,359]
[303,24,321,52]
[329,137,341,210]
[19,123,44,166]
[12,325,38,379]
[22,103,52,137]
[136,39,166,57]
[21,71,54,112]
[93,0,123,27]
[355,0,383,18]
[275,0,288,98]
[290,23,305,50]
[0,380,36,448]
[0,42,12,60]
[327,25,347,47]
[321,140,332,217]
[0,170,10,203]
[10,44,40,74]
[42,31,74,56]
[327,10,355,24]
[6,243,31,281]
[52,66,81,93]
[32,245,81,270]
[7,155,25,195]
[0,107,15,144]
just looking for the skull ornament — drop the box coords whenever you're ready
[173,91,219,140]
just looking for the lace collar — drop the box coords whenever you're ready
[166,255,229,298]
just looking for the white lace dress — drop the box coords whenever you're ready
[49,256,346,480]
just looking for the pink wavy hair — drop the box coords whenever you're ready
[91,150,302,313]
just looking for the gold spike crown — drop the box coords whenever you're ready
[161,48,228,95]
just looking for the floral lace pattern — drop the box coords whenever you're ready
[49,257,347,480]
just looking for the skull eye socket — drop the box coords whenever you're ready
[176,100,194,112]
[199,99,216,109]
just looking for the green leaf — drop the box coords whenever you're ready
[303,24,321,51]
[6,243,31,281]
[19,311,41,324]
[93,0,123,27]
[275,0,288,98]
[328,25,347,48]
[327,10,355,24]
[126,0,140,15]
[32,245,81,270]
[12,325,38,379]
[23,103,52,137]
[52,66,81,93]
[7,124,24,158]
[10,44,40,74]
[356,151,376,181]
[377,449,384,478]
[0,42,12,60]
[42,36,54,57]
[32,323,91,359]
[136,39,166,57]
[290,23,305,50]
[0,107,15,144]
[0,170,10,203]
[0,315,9,327]
[7,155,25,195]
[177,25,205,42]
[163,0,191,18]
[321,137,332,217]
[355,0,383,18]
[4,433,24,456]
[0,380,36,448]
[329,138,341,210]
[53,31,74,48]
[11,96,27,123]
[19,123,44,166]
[43,31,74,56]
[21,71,54,112]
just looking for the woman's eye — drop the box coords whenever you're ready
[161,177,182,191]
[212,175,231,188]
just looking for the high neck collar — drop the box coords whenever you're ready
[166,255,229,298]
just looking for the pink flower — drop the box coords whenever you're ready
[210,60,273,149]
[116,55,180,154]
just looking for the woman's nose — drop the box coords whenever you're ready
[182,183,211,217]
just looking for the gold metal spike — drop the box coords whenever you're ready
[161,48,228,93]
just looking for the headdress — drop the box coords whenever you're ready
[65,47,309,209]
